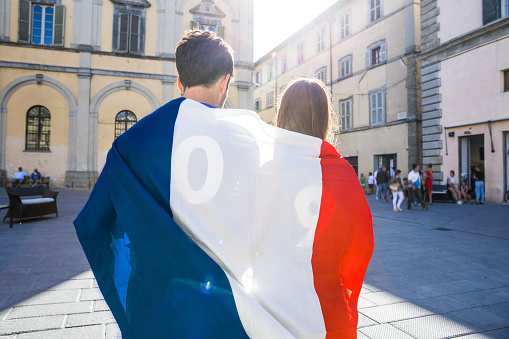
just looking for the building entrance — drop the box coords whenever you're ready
[374,154,397,172]
[505,132,509,200]
[459,134,484,190]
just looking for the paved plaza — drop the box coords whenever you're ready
[0,190,508,338]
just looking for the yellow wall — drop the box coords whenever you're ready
[5,84,69,185]
[97,90,154,172]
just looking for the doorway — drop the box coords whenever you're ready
[374,154,397,172]
[505,132,509,196]
[459,134,484,190]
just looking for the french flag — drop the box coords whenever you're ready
[74,97,374,339]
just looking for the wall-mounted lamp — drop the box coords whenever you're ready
[464,131,471,135]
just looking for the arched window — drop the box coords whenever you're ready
[26,105,51,151]
[115,110,137,138]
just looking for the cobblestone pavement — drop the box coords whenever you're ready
[0,190,508,338]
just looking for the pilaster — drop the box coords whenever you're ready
[0,109,6,186]
[65,52,97,189]
[162,60,176,104]
[0,0,10,41]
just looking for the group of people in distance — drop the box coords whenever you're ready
[447,164,485,205]
[362,162,486,211]
[11,167,42,187]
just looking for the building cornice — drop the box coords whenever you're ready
[0,41,176,61]
[417,17,509,64]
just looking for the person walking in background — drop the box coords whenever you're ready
[360,173,366,193]
[376,166,389,203]
[472,164,485,205]
[407,164,428,211]
[386,167,392,200]
[374,168,379,200]
[389,169,404,212]
[368,172,375,195]
[29,168,42,187]
[423,163,434,205]
[12,167,27,187]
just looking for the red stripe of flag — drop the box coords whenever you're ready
[312,141,374,339]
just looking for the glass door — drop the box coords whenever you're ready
[459,136,470,186]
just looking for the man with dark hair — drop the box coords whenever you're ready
[407,163,428,211]
[175,30,234,108]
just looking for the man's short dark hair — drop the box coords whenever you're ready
[175,30,234,89]
[412,163,417,170]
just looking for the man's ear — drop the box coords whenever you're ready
[219,74,231,94]
[177,77,184,95]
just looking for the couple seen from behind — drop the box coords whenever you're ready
[75,30,374,339]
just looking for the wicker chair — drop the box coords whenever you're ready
[3,187,58,228]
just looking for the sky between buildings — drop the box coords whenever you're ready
[253,0,338,61]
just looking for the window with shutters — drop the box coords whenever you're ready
[369,89,385,126]
[26,105,51,151]
[255,98,262,111]
[267,61,274,81]
[18,1,65,46]
[254,71,262,86]
[113,6,146,55]
[115,110,137,138]
[266,92,274,108]
[503,0,509,16]
[483,0,503,24]
[317,29,325,52]
[504,70,509,92]
[316,67,327,82]
[369,0,382,23]
[339,12,351,39]
[339,98,353,131]
[366,41,386,68]
[298,43,304,63]
[281,55,287,73]
[339,55,352,79]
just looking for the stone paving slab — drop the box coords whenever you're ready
[0,190,508,338]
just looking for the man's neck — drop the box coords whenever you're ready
[183,87,218,107]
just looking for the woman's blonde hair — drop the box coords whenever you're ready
[274,77,335,141]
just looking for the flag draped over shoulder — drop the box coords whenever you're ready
[74,98,374,339]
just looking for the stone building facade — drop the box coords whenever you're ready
[0,0,254,189]
[253,0,422,177]
[418,0,509,202]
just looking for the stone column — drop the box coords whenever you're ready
[65,52,97,189]
[162,61,176,104]
[0,108,7,186]
[0,0,10,41]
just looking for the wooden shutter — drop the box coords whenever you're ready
[370,93,376,124]
[217,25,225,39]
[366,50,371,68]
[53,5,65,46]
[118,13,129,52]
[380,43,386,62]
[130,14,140,53]
[190,21,198,30]
[18,1,31,43]
[377,92,384,124]
[340,101,346,130]
[482,0,500,25]
[346,100,351,129]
